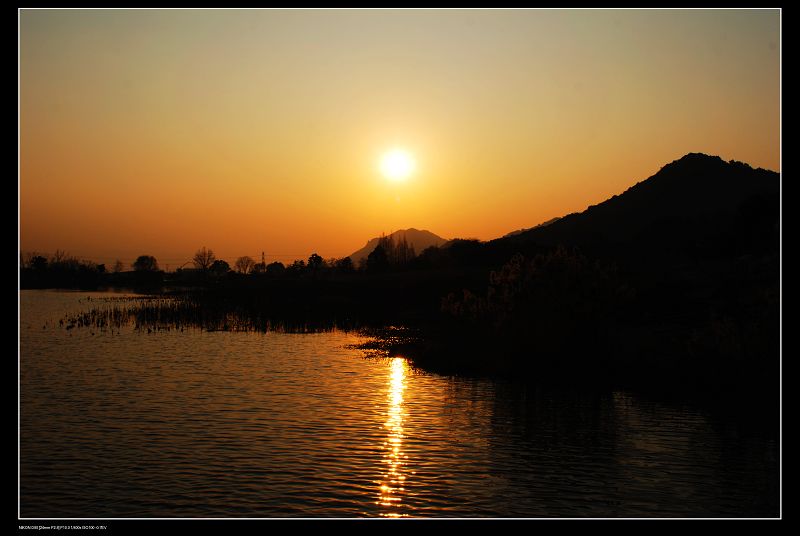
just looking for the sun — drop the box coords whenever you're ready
[380,149,415,182]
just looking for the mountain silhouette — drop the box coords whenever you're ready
[429,152,780,392]
[349,228,448,265]
[493,153,779,261]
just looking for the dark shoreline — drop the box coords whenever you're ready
[38,283,780,432]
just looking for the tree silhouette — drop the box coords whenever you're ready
[366,244,389,273]
[20,252,35,269]
[395,235,415,264]
[287,259,306,277]
[30,255,48,271]
[308,253,324,271]
[132,255,159,272]
[266,261,285,275]
[234,256,255,274]
[210,259,230,276]
[113,260,125,273]
[51,249,68,264]
[335,256,355,273]
[193,247,215,271]
[366,233,418,269]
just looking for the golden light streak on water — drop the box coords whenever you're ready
[376,357,409,517]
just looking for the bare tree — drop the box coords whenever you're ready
[113,260,125,273]
[51,249,68,264]
[193,247,216,271]
[20,251,37,269]
[234,256,255,274]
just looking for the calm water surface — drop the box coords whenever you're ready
[20,290,779,518]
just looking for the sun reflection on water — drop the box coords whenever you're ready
[376,357,410,517]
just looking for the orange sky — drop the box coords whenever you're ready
[19,9,780,268]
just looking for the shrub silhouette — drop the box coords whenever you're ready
[443,246,632,368]
[210,259,230,276]
[266,261,286,276]
[334,256,355,273]
[133,255,159,272]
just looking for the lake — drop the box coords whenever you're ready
[19,290,779,518]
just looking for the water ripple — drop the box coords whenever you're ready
[20,290,778,518]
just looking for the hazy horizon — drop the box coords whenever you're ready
[20,8,780,267]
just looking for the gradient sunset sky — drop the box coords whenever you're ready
[20,8,780,268]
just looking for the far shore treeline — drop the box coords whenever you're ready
[20,154,780,402]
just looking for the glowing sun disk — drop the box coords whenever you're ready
[380,149,415,182]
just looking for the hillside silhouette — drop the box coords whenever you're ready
[502,217,561,238]
[494,153,778,261]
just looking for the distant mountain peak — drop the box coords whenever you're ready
[349,228,448,264]
[661,153,732,171]
[676,152,722,162]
